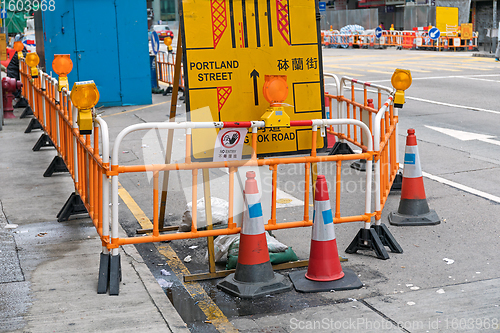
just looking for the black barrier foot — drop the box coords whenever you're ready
[24,118,42,133]
[390,172,403,192]
[20,106,33,118]
[14,97,29,109]
[371,224,403,254]
[350,159,374,172]
[328,142,354,155]
[57,192,88,222]
[97,253,110,294]
[162,86,173,96]
[345,228,389,260]
[33,133,54,151]
[109,254,121,296]
[44,156,69,177]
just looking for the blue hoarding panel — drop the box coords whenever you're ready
[41,0,151,106]
[115,0,151,106]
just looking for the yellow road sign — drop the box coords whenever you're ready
[461,23,473,40]
[181,0,325,159]
[0,34,6,61]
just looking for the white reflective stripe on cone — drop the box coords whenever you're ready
[403,145,422,179]
[312,200,336,242]
[241,194,265,235]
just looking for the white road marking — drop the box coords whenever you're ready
[406,96,500,115]
[370,74,500,83]
[425,125,500,146]
[422,171,500,204]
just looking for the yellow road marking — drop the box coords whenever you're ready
[323,65,365,77]
[397,62,462,72]
[367,69,395,75]
[117,183,237,333]
[431,61,494,71]
[368,64,431,73]
[158,245,237,332]
[102,101,170,118]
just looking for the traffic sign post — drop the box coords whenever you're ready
[151,31,160,55]
[180,0,325,159]
[429,27,440,41]
[151,31,160,89]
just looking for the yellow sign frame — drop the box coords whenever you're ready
[461,23,473,40]
[180,0,326,160]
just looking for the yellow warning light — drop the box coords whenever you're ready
[52,54,73,91]
[13,41,24,59]
[391,69,412,91]
[391,69,412,108]
[261,75,290,127]
[70,81,99,135]
[164,37,173,52]
[25,53,40,78]
[263,75,288,106]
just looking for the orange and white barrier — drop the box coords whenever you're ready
[20,50,410,295]
[324,73,403,259]
[19,60,112,293]
[156,51,184,90]
[320,29,478,52]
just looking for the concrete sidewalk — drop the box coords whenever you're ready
[0,107,189,333]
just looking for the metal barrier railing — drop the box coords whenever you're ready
[20,58,403,294]
[324,73,399,225]
[321,30,479,52]
[20,60,112,290]
[156,51,184,89]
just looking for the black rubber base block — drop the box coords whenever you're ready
[289,268,362,293]
[388,209,440,226]
[217,272,292,299]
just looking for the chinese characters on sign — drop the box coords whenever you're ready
[277,57,318,71]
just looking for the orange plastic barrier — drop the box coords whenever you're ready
[156,51,184,89]
[20,60,112,293]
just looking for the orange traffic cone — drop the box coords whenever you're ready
[389,129,440,226]
[289,175,362,292]
[217,171,292,298]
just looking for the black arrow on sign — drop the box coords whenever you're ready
[250,69,259,106]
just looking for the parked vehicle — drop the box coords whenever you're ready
[149,25,173,41]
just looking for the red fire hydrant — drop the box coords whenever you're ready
[3,77,23,119]
[367,98,374,109]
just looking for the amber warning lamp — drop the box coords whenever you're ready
[52,54,73,91]
[25,53,40,78]
[391,69,412,108]
[260,75,290,127]
[164,31,174,52]
[70,80,100,135]
[13,41,24,60]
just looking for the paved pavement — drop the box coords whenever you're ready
[0,107,189,333]
[2,48,500,332]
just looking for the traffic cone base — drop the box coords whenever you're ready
[388,208,440,226]
[289,268,362,293]
[217,270,292,299]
